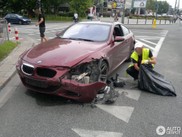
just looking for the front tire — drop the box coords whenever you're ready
[98,60,109,82]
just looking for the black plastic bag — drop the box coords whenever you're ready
[138,64,176,96]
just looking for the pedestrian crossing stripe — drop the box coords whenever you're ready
[136,35,166,57]
[96,105,134,123]
[9,37,23,41]
[72,128,123,137]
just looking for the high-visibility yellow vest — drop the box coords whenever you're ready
[129,48,154,68]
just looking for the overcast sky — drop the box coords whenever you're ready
[161,0,181,9]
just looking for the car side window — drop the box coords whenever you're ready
[6,14,10,18]
[12,15,16,18]
[113,25,124,37]
[122,26,130,36]
[9,14,14,18]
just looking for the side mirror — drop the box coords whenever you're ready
[56,30,64,37]
[114,36,125,42]
[56,32,60,37]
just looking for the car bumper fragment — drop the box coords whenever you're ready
[59,79,106,102]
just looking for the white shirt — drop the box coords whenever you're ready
[74,13,78,19]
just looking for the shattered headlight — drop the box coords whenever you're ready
[63,60,101,84]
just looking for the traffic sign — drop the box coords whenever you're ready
[133,0,147,8]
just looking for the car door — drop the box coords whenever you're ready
[8,14,17,24]
[121,25,134,57]
[12,14,18,24]
[107,24,127,71]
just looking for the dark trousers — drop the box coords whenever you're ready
[126,66,139,80]
[126,64,153,80]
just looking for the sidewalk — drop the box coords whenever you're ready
[0,34,36,91]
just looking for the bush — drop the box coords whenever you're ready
[59,12,74,17]
[45,15,73,21]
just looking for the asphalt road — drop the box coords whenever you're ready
[0,21,182,137]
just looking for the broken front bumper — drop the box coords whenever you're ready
[18,72,106,103]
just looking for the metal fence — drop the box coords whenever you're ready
[125,17,173,25]
[0,18,9,44]
[98,17,173,25]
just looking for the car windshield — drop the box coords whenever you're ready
[16,14,23,18]
[60,23,111,42]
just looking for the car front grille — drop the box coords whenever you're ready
[21,63,34,75]
[21,63,57,78]
[36,68,57,78]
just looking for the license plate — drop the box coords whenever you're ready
[25,78,48,88]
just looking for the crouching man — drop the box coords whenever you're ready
[126,42,156,80]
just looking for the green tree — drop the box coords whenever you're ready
[21,0,36,17]
[42,0,67,15]
[157,1,169,14]
[0,0,8,15]
[146,0,155,12]
[69,0,93,17]
[94,0,104,5]
[0,0,36,17]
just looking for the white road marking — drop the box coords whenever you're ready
[16,25,68,37]
[136,36,162,39]
[9,37,23,41]
[136,30,168,57]
[135,39,155,51]
[72,128,123,137]
[160,30,168,36]
[140,39,157,46]
[96,105,134,123]
[28,33,39,36]
[153,37,165,57]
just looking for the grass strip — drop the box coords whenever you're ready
[0,41,17,61]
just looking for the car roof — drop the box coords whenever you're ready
[79,21,122,26]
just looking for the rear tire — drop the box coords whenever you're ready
[19,21,23,25]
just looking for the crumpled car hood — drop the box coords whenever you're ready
[22,38,105,67]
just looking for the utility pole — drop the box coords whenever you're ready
[179,0,180,8]
[121,0,126,23]
[178,0,180,14]
[155,0,158,19]
[175,0,178,14]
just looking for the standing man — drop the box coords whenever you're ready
[35,9,47,43]
[73,12,78,23]
[126,42,156,80]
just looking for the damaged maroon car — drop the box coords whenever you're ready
[16,21,135,102]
